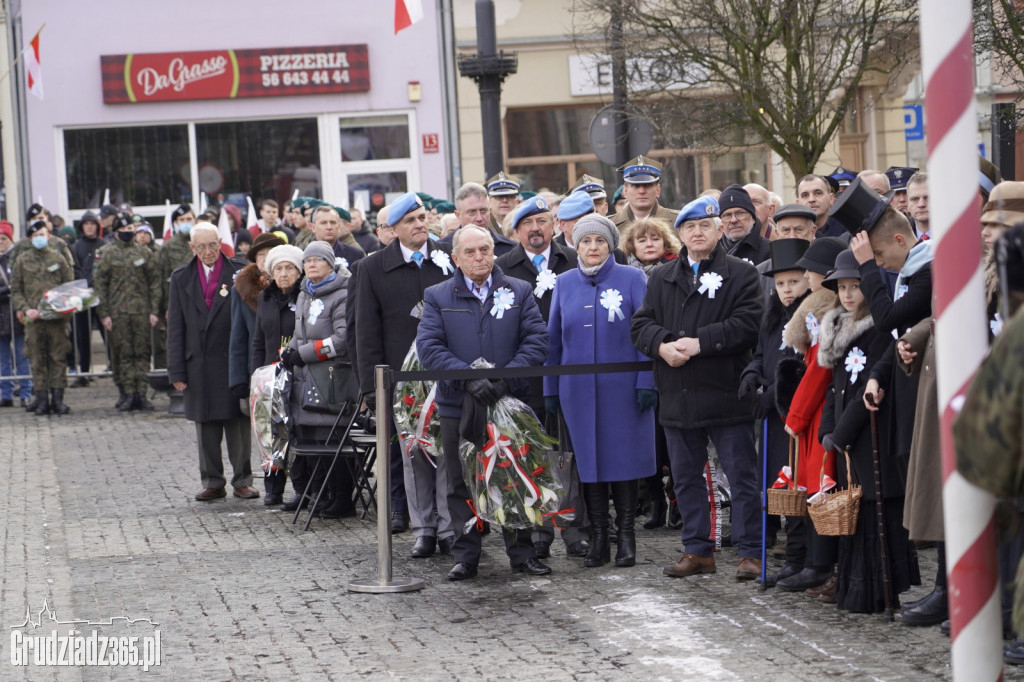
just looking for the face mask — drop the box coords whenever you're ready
[117,231,135,243]
[31,235,48,250]
[175,222,193,235]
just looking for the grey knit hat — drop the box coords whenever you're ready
[302,241,337,268]
[573,213,619,250]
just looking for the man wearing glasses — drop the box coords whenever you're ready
[167,223,259,502]
[716,184,770,265]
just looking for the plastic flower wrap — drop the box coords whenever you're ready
[459,361,565,529]
[250,363,292,475]
[393,343,441,467]
[36,279,99,320]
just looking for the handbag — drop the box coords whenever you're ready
[301,361,357,414]
[548,411,585,528]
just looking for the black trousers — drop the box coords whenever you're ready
[438,417,534,567]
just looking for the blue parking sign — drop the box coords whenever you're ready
[904,105,924,141]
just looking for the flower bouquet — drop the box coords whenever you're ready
[459,387,565,530]
[250,363,292,476]
[36,279,99,320]
[393,343,441,467]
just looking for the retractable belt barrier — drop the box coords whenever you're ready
[346,360,655,594]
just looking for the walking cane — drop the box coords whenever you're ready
[759,418,768,590]
[868,397,894,621]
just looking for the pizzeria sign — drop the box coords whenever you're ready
[101,44,370,103]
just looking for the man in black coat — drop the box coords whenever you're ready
[441,182,516,257]
[354,192,457,555]
[495,196,588,559]
[69,210,105,384]
[718,184,771,265]
[167,223,258,502]
[632,215,764,581]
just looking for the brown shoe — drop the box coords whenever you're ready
[195,487,226,501]
[232,485,260,499]
[808,574,838,602]
[735,557,762,581]
[663,553,716,577]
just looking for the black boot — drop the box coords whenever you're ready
[118,391,138,412]
[643,474,667,529]
[901,586,948,626]
[50,389,70,415]
[583,483,611,567]
[612,481,638,567]
[667,498,683,529]
[34,391,50,416]
[115,386,130,410]
[136,391,155,411]
[24,393,40,412]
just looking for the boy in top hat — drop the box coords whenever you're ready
[571,174,609,216]
[611,155,678,233]
[485,172,521,233]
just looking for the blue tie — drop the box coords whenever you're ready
[411,251,423,269]
[691,262,700,275]
[532,254,545,272]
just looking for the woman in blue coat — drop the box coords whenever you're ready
[544,214,657,568]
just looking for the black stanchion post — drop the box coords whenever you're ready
[347,364,424,594]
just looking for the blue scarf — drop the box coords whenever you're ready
[304,272,336,296]
[893,240,934,301]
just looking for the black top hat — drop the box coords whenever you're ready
[765,239,810,276]
[822,249,862,290]
[828,176,890,235]
[795,237,847,276]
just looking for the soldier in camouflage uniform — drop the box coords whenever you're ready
[153,204,196,370]
[954,223,1024,661]
[10,220,74,415]
[291,197,318,250]
[8,204,75,273]
[94,216,162,411]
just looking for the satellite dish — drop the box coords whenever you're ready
[588,105,654,167]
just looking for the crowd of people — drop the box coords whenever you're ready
[4,154,1024,660]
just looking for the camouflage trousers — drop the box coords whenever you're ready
[151,317,167,370]
[109,313,152,393]
[24,319,70,390]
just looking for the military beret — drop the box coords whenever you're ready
[25,203,45,222]
[674,196,720,228]
[432,201,456,215]
[387,192,425,226]
[26,220,47,235]
[510,196,550,230]
[100,204,119,218]
[171,203,193,221]
[557,191,594,221]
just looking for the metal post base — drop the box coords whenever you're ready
[166,389,185,416]
[346,577,425,594]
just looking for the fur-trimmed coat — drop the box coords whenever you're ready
[229,263,269,389]
[817,307,899,501]
[779,288,837,493]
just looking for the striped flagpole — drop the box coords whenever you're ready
[921,1,1002,678]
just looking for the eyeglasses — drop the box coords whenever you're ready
[720,210,748,222]
[192,242,220,252]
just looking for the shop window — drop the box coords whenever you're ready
[347,171,408,215]
[340,115,410,161]
[709,151,769,191]
[64,125,189,209]
[196,118,320,208]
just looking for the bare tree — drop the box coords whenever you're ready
[572,0,919,178]
[974,0,1024,103]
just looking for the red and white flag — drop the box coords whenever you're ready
[245,195,261,237]
[23,29,43,99]
[161,200,174,241]
[216,207,235,257]
[395,0,424,34]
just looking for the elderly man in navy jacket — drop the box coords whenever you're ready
[417,224,551,581]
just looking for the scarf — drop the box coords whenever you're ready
[893,240,935,300]
[197,256,224,309]
[304,271,337,296]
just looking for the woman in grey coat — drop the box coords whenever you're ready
[280,241,356,518]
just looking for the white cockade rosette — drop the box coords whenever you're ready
[991,312,1004,337]
[490,287,515,319]
[431,249,454,275]
[308,298,325,324]
[844,346,867,383]
[533,268,557,298]
[806,312,820,346]
[698,272,724,299]
[599,288,625,322]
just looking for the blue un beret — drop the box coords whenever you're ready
[557,192,595,221]
[387,192,425,226]
[510,196,550,230]
[674,196,720,228]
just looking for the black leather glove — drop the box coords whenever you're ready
[636,389,658,412]
[490,379,509,400]
[280,347,304,369]
[752,384,776,420]
[545,395,561,416]
[230,384,249,400]
[821,433,837,453]
[738,372,766,400]
[465,378,500,406]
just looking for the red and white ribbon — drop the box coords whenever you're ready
[481,423,541,506]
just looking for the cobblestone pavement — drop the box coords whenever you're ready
[1,380,1020,681]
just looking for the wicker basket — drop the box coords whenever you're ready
[808,448,862,536]
[766,435,808,517]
